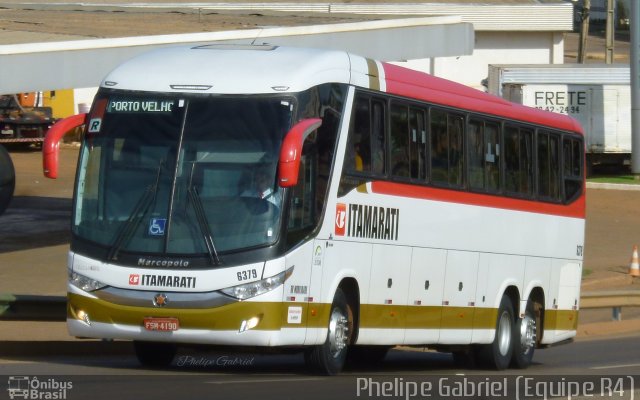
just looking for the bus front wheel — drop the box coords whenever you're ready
[133,341,177,368]
[305,288,352,375]
[477,295,514,370]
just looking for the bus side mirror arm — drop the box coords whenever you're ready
[43,113,87,179]
[278,118,322,188]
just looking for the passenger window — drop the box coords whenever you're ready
[430,109,464,187]
[468,120,484,190]
[409,107,427,180]
[504,125,533,196]
[562,136,583,203]
[430,109,448,184]
[537,131,561,202]
[390,103,410,178]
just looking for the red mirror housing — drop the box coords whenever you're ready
[278,118,322,187]
[43,113,87,179]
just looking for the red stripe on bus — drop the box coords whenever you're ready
[381,63,584,135]
[370,181,586,219]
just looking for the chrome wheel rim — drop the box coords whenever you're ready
[497,311,512,356]
[328,306,349,358]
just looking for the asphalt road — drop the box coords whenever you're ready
[0,337,639,400]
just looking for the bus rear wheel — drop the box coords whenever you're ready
[305,288,352,375]
[477,295,514,370]
[511,301,537,369]
[133,341,177,368]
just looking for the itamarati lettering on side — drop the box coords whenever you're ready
[346,203,400,241]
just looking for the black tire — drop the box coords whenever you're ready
[477,295,514,370]
[305,288,352,375]
[511,300,537,369]
[133,341,177,368]
[0,145,15,216]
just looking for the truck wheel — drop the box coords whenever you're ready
[133,341,177,368]
[477,295,514,370]
[0,145,15,216]
[305,288,352,375]
[512,301,537,369]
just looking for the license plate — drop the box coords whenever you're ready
[143,317,179,331]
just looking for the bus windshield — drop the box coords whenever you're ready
[74,92,293,261]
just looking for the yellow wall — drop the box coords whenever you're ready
[42,89,75,119]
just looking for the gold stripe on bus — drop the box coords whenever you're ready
[69,293,576,333]
[69,293,330,331]
[360,304,498,330]
[544,309,579,331]
[366,58,380,91]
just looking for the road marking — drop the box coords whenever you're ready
[206,377,325,385]
[591,363,640,370]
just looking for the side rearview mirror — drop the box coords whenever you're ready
[278,118,322,187]
[43,113,87,179]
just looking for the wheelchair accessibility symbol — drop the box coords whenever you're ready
[149,218,167,236]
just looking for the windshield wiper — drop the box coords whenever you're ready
[187,163,221,266]
[107,160,164,261]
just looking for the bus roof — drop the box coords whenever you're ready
[102,44,583,135]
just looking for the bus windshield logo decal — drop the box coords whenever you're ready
[336,203,400,241]
[149,218,167,236]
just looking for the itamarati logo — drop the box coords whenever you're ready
[7,376,73,399]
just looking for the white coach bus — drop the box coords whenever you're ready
[44,45,585,375]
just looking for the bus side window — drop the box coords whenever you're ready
[430,109,464,187]
[448,114,464,187]
[346,95,371,173]
[504,125,532,196]
[344,94,386,176]
[390,102,410,178]
[485,122,500,191]
[537,130,561,202]
[430,109,448,184]
[371,99,386,175]
[409,107,427,180]
[468,119,484,190]
[562,135,583,203]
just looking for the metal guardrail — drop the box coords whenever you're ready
[0,294,66,321]
[580,290,640,309]
[580,290,640,321]
[0,291,638,322]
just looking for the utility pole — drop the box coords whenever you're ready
[631,0,640,176]
[605,0,615,63]
[578,0,591,63]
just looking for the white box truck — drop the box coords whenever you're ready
[487,64,630,172]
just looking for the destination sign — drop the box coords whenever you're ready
[107,99,175,113]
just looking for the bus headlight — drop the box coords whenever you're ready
[221,267,293,300]
[69,271,108,292]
